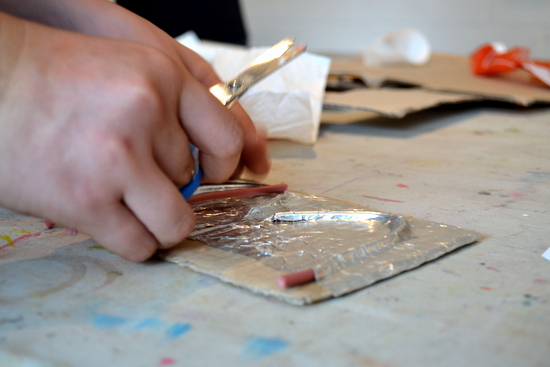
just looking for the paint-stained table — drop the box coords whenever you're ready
[1,104,549,367]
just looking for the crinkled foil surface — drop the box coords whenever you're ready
[189,189,479,297]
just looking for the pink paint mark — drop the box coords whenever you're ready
[486,266,501,272]
[396,184,409,188]
[159,358,176,366]
[533,279,549,284]
[44,220,56,229]
[64,228,77,236]
[0,232,42,250]
[508,191,525,198]
[480,286,492,291]
[362,195,405,203]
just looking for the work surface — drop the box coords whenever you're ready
[1,104,549,367]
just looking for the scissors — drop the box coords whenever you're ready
[180,38,307,200]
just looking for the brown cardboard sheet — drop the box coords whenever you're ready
[324,89,482,118]
[160,239,333,306]
[326,53,550,119]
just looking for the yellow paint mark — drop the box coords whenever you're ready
[406,160,439,167]
[87,245,107,251]
[10,229,31,235]
[444,285,464,292]
[1,229,32,245]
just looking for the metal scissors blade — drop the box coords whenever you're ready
[181,38,306,200]
[209,38,307,108]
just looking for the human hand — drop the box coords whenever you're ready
[99,2,271,178]
[6,0,271,178]
[0,14,246,261]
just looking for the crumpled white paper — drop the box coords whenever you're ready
[177,32,331,144]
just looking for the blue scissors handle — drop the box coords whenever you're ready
[179,144,202,200]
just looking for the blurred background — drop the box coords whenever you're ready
[240,0,550,58]
[117,0,550,59]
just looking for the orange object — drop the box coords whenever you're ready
[471,43,550,87]
[471,44,529,75]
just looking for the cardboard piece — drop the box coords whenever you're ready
[324,89,482,118]
[327,53,550,119]
[158,191,478,306]
[160,239,333,306]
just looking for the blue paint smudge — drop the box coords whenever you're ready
[525,171,550,182]
[134,317,165,330]
[166,323,191,339]
[92,313,128,329]
[243,337,289,360]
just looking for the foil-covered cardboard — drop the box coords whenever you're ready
[187,187,479,298]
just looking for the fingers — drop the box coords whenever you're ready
[178,74,244,183]
[151,119,195,187]
[52,146,195,262]
[229,103,271,177]
[176,46,222,88]
[175,45,271,178]
[122,155,196,250]
[85,160,196,262]
[81,203,158,262]
[59,147,195,262]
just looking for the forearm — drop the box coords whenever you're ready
[1,0,213,80]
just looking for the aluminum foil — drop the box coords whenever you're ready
[189,185,479,297]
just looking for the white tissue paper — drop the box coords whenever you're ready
[177,32,331,144]
[362,28,431,67]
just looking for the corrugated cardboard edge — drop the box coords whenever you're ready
[159,239,332,306]
[324,88,483,118]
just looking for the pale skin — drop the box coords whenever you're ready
[0,0,270,261]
